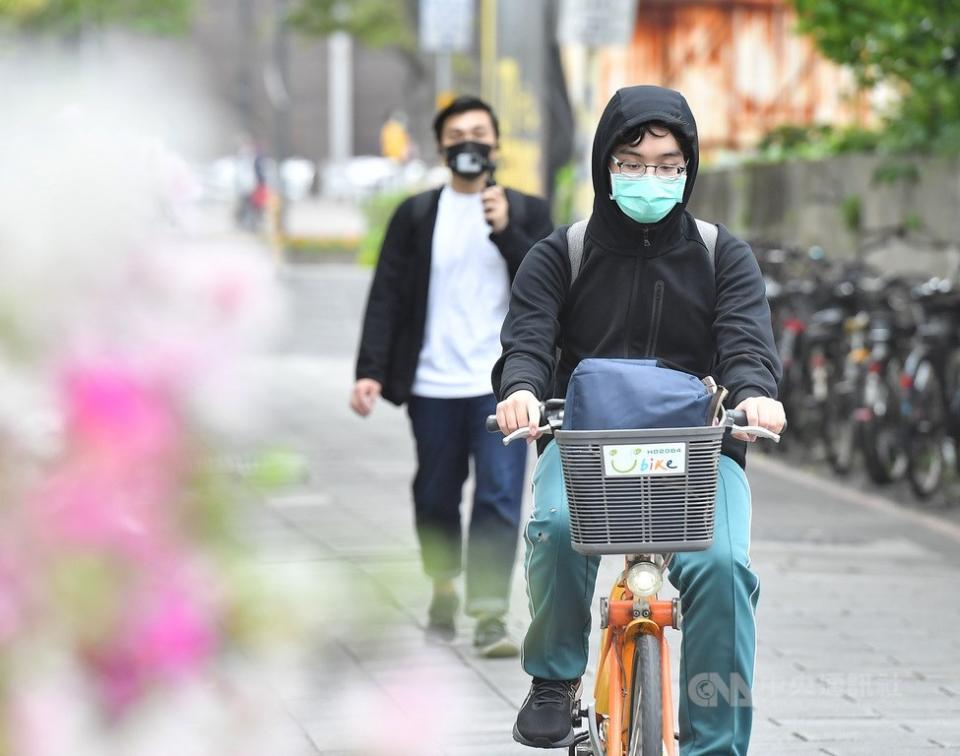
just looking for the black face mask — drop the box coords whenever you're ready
[444,141,494,179]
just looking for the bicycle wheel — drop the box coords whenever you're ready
[777,358,806,453]
[944,351,960,474]
[862,360,908,484]
[627,633,662,756]
[906,360,946,498]
[823,370,858,476]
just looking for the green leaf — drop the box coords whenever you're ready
[788,0,960,155]
[0,0,193,35]
[248,449,308,490]
[288,0,414,50]
[841,194,862,232]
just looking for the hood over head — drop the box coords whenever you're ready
[586,85,700,255]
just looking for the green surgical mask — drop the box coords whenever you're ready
[610,173,686,224]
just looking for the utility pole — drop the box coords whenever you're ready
[328,31,354,164]
[419,0,473,109]
[236,0,256,134]
[267,0,292,235]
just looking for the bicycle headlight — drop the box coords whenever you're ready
[626,562,663,598]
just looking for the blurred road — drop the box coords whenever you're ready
[244,262,960,755]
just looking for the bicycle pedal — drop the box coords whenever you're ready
[569,730,591,756]
[571,700,585,727]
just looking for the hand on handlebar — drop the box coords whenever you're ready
[496,389,543,443]
[732,396,786,442]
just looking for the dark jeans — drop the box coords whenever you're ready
[407,394,527,618]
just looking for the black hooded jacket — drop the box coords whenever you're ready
[491,86,782,468]
[356,186,553,405]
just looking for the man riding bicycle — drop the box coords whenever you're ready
[493,86,785,754]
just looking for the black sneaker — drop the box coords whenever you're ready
[473,616,519,658]
[513,677,581,748]
[425,591,458,644]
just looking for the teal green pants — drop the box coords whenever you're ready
[522,442,759,756]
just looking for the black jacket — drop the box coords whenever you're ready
[492,86,782,468]
[356,185,554,405]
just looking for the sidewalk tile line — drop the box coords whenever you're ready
[264,499,523,714]
[749,454,960,545]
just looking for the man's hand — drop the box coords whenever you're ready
[496,389,542,442]
[482,184,509,233]
[732,396,786,442]
[350,378,382,417]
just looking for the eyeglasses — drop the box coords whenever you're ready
[611,156,688,181]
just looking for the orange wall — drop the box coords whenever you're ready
[597,0,872,158]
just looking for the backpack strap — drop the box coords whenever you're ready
[565,220,588,283]
[565,216,718,287]
[695,217,718,264]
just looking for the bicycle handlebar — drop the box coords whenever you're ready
[485,405,785,445]
[726,409,748,426]
[485,401,551,435]
[723,408,787,441]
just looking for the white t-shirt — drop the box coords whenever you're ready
[411,185,511,398]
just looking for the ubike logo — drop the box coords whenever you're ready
[602,443,686,477]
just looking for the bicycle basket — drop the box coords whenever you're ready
[554,425,725,555]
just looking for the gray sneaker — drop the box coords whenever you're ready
[474,616,519,658]
[425,591,458,644]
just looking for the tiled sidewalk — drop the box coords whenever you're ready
[238,265,960,755]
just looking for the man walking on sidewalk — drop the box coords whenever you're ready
[350,96,553,657]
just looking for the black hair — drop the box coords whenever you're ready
[617,120,690,161]
[432,95,500,144]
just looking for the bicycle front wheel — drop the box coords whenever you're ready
[862,360,908,484]
[627,633,663,756]
[907,360,946,498]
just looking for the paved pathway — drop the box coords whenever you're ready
[239,263,960,755]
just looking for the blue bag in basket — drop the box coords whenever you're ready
[562,358,714,431]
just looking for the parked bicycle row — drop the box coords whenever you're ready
[752,240,960,502]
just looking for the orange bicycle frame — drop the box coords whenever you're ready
[593,572,678,756]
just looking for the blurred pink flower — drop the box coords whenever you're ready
[25,358,189,560]
[61,359,180,461]
[32,464,175,560]
[89,578,218,717]
[137,581,217,676]
[87,645,145,719]
[0,546,25,646]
